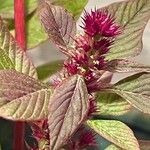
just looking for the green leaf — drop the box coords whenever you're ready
[96,92,131,116]
[101,0,150,60]
[0,0,37,19]
[39,2,76,50]
[48,75,89,150]
[0,17,37,78]
[110,72,150,114]
[105,144,121,150]
[0,70,52,121]
[26,12,47,49]
[105,59,150,73]
[37,60,63,80]
[50,0,88,19]
[26,0,38,15]
[87,120,139,150]
[0,48,14,69]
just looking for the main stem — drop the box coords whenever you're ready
[13,0,26,149]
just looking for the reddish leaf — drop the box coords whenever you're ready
[48,75,89,150]
[139,140,150,150]
[0,70,52,121]
[105,59,150,73]
[39,1,76,50]
[0,69,45,102]
[87,70,113,92]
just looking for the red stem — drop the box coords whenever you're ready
[14,0,26,50]
[13,0,26,149]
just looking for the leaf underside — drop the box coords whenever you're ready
[105,59,150,73]
[0,70,51,121]
[139,140,150,150]
[39,1,76,50]
[48,75,89,150]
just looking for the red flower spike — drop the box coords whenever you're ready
[79,129,97,148]
[71,50,88,65]
[83,9,120,37]
[94,38,113,54]
[94,56,107,70]
[64,60,79,75]
[31,120,49,141]
[84,70,94,82]
[75,34,92,52]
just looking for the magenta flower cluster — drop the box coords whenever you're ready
[64,9,120,92]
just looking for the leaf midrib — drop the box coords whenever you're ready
[122,0,149,27]
[52,79,78,149]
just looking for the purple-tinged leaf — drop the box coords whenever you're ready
[109,72,150,114]
[49,68,69,86]
[0,70,52,120]
[100,0,150,60]
[87,120,139,150]
[0,17,37,78]
[139,140,150,150]
[105,59,150,73]
[0,89,52,121]
[48,75,89,150]
[87,70,112,92]
[39,1,76,50]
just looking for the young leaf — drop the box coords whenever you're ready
[105,59,150,73]
[101,0,150,60]
[0,17,37,78]
[48,75,89,150]
[0,0,37,19]
[87,120,139,150]
[110,72,150,114]
[0,70,51,120]
[96,92,131,116]
[39,1,76,50]
[50,0,88,19]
